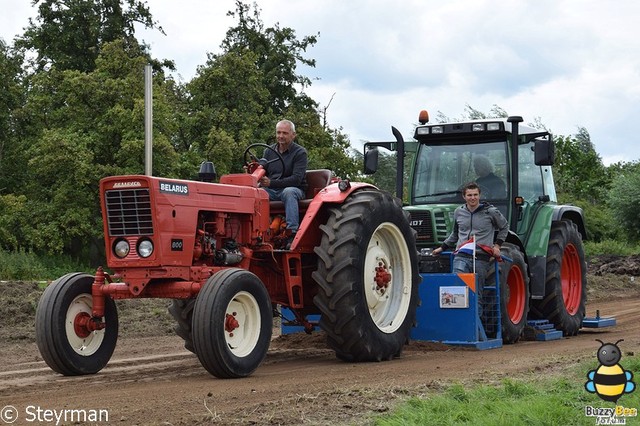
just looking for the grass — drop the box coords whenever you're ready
[0,249,92,281]
[374,355,640,426]
[584,240,640,257]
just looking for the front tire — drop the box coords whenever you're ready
[530,220,587,336]
[192,269,272,378]
[313,189,420,362]
[484,243,530,343]
[35,273,118,375]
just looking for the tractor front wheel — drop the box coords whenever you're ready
[35,273,118,375]
[192,269,272,378]
[531,221,587,336]
[313,189,420,362]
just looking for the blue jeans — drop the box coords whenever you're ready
[452,254,491,319]
[264,187,305,232]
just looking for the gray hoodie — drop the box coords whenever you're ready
[441,202,508,252]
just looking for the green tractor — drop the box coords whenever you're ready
[364,111,587,343]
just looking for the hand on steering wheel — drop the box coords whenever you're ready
[243,143,285,175]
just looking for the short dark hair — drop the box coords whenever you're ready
[462,181,481,195]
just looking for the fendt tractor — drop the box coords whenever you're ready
[35,144,421,378]
[364,111,587,344]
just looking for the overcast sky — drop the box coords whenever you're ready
[2,0,640,165]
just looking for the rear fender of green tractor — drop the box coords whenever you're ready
[524,204,587,336]
[522,204,586,300]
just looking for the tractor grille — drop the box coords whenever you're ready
[409,211,434,242]
[105,189,153,236]
[433,211,449,241]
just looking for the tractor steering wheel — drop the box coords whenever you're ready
[243,143,285,172]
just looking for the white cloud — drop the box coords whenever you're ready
[2,0,640,165]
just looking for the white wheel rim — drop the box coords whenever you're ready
[65,294,105,356]
[224,291,261,357]
[364,222,412,333]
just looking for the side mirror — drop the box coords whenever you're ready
[198,161,217,182]
[534,139,555,166]
[363,148,379,174]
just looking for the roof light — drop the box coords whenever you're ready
[487,122,500,131]
[472,123,485,131]
[416,127,429,135]
[418,110,430,124]
[431,126,443,134]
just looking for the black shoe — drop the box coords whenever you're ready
[285,233,296,250]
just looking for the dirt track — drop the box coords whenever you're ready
[1,281,639,425]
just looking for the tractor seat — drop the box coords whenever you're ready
[269,169,332,212]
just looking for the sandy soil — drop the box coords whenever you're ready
[0,256,639,425]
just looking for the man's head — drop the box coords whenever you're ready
[473,155,494,178]
[462,182,481,209]
[276,120,296,150]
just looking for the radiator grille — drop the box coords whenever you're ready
[105,189,153,236]
[408,211,434,242]
[433,211,449,241]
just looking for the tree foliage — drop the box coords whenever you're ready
[17,0,163,72]
[553,127,610,204]
[607,161,640,241]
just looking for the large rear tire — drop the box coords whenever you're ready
[312,189,420,362]
[484,243,530,343]
[168,299,195,353]
[35,273,118,375]
[530,220,587,336]
[192,269,272,378]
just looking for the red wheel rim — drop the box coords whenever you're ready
[561,243,582,315]
[506,265,526,323]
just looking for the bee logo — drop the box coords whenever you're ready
[585,339,635,403]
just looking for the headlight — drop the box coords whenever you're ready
[137,239,154,258]
[114,239,130,258]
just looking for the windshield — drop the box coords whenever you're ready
[412,141,508,204]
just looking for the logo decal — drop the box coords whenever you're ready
[113,181,142,188]
[159,181,189,195]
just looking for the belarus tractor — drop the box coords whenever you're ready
[364,111,587,344]
[35,144,420,379]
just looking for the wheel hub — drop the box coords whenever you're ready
[225,312,239,335]
[374,261,392,292]
[73,312,93,338]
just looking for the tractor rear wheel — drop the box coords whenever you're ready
[312,189,420,362]
[192,268,272,378]
[530,220,587,336]
[35,273,118,375]
[484,243,530,343]
[168,299,195,353]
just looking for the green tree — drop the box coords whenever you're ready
[12,40,181,256]
[0,40,26,192]
[607,161,640,241]
[221,0,318,115]
[17,0,164,72]
[183,1,358,178]
[554,127,610,204]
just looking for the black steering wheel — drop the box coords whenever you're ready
[243,143,285,172]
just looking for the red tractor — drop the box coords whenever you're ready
[35,144,420,378]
